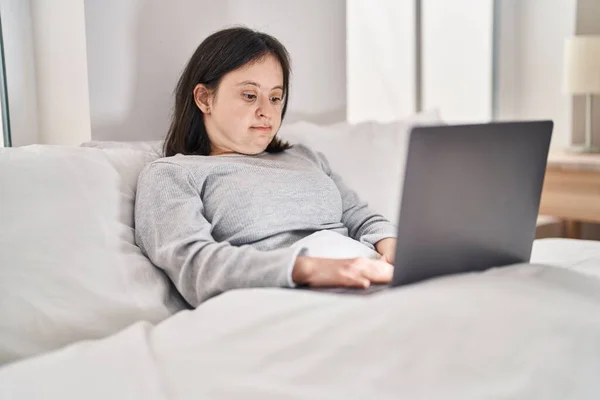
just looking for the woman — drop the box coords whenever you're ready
[135,27,397,307]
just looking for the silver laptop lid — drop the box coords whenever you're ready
[392,121,553,286]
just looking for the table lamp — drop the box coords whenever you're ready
[563,35,600,153]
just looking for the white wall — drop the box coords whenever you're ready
[0,0,39,146]
[573,0,600,240]
[30,0,91,145]
[5,1,590,147]
[496,0,577,149]
[84,0,346,142]
[494,0,519,121]
[572,0,600,146]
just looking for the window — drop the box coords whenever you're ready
[347,0,494,124]
[0,9,11,148]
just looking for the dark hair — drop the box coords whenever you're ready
[163,27,293,157]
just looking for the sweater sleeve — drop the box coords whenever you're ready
[316,152,397,248]
[134,161,304,306]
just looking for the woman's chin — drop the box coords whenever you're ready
[237,145,268,155]
[248,138,273,154]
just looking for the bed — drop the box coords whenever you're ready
[1,238,600,399]
[1,116,599,399]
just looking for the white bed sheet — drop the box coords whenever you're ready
[1,238,600,400]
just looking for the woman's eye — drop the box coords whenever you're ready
[271,96,282,103]
[243,93,256,101]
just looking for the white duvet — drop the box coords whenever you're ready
[1,238,600,399]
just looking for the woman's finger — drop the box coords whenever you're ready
[339,261,371,288]
[362,260,394,283]
[343,273,371,288]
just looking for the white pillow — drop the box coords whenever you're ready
[80,111,442,223]
[279,117,441,223]
[291,230,380,259]
[79,110,441,158]
[81,140,163,156]
[0,145,185,365]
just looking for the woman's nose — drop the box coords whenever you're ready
[256,97,272,118]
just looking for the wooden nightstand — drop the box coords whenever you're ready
[539,151,600,239]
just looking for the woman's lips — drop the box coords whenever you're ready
[251,126,272,132]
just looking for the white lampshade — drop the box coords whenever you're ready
[563,35,600,95]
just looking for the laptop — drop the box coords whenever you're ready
[309,120,553,295]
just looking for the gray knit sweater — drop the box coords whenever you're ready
[134,144,396,306]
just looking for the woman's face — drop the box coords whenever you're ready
[196,55,284,155]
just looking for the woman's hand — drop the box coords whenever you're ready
[292,256,393,288]
[375,237,397,264]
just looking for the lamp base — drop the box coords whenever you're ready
[566,145,600,154]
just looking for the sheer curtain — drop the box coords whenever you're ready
[346,0,416,123]
[347,0,494,124]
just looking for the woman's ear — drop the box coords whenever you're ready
[193,84,212,114]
